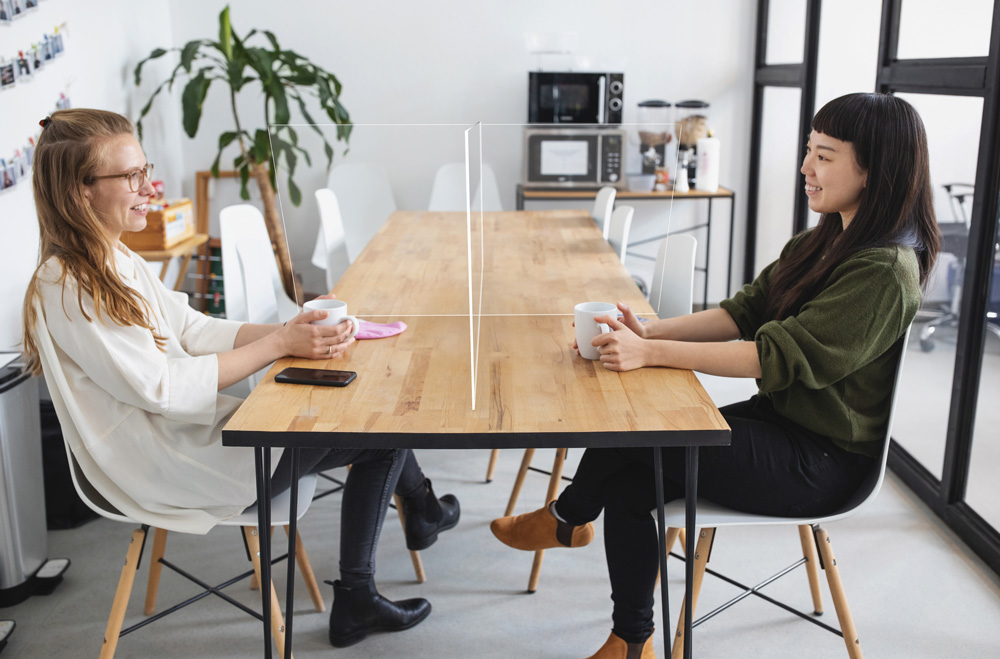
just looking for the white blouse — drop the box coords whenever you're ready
[33,245,283,534]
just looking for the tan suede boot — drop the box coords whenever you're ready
[583,631,656,659]
[490,502,594,551]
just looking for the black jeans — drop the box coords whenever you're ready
[267,447,426,585]
[555,396,876,644]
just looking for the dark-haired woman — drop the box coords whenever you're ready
[491,92,941,658]
[22,109,458,648]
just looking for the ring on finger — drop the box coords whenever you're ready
[327,345,332,356]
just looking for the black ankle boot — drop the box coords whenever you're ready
[327,579,431,648]
[401,478,460,551]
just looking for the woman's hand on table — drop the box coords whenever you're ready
[591,313,650,371]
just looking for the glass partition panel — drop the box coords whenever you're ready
[892,93,983,480]
[966,216,1000,528]
[765,0,807,65]
[898,0,993,59]
[755,87,803,273]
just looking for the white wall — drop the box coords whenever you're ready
[0,0,181,351]
[160,0,757,297]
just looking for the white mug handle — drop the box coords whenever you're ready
[345,315,360,338]
[598,322,611,335]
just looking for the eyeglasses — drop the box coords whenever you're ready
[90,163,154,193]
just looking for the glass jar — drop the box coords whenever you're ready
[675,100,710,187]
[636,100,673,175]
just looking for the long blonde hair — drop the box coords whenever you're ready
[22,108,165,375]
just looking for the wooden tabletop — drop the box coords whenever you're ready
[520,185,734,200]
[222,210,730,449]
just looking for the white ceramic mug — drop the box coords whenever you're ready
[574,301,615,360]
[303,299,359,337]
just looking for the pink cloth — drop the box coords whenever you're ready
[356,320,408,340]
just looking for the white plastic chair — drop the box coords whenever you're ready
[427,162,503,212]
[607,205,634,263]
[648,234,697,319]
[663,327,913,659]
[65,447,322,659]
[219,204,299,324]
[592,186,617,240]
[235,240,281,389]
[326,163,398,263]
[310,188,352,292]
[32,301,324,658]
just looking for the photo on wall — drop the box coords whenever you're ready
[0,61,16,90]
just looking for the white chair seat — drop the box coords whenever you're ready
[222,475,318,527]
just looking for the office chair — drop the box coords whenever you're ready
[648,235,698,319]
[593,186,617,240]
[607,205,634,264]
[427,162,503,212]
[919,184,972,352]
[311,188,352,292]
[664,327,913,659]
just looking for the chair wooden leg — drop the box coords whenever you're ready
[143,528,168,615]
[678,527,687,555]
[485,449,500,483]
[505,448,536,516]
[527,448,567,593]
[249,526,276,591]
[393,494,427,583]
[670,528,716,659]
[244,527,291,659]
[799,524,825,615]
[100,527,147,659]
[283,525,326,612]
[815,526,863,659]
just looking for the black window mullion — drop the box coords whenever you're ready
[940,0,1000,505]
[792,0,822,236]
[744,0,821,284]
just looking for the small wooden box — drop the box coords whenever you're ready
[122,198,195,250]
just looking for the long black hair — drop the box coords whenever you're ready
[764,93,941,321]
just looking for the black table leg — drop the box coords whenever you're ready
[255,448,273,659]
[684,446,699,659]
[284,448,299,659]
[653,446,670,659]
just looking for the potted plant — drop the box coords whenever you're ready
[134,4,351,300]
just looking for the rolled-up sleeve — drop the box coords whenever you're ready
[754,260,910,393]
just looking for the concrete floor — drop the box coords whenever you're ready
[4,416,1000,658]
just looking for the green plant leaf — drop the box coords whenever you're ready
[235,157,251,200]
[180,69,213,138]
[180,40,202,73]
[287,175,302,206]
[219,6,232,61]
[134,48,168,86]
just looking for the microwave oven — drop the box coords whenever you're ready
[528,72,624,125]
[522,128,626,189]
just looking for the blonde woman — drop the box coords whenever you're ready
[22,109,458,648]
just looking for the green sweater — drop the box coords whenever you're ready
[719,232,921,457]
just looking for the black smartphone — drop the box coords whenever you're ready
[274,367,357,387]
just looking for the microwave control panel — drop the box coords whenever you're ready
[600,133,624,184]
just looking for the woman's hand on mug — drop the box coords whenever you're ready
[280,311,355,360]
[591,315,649,371]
